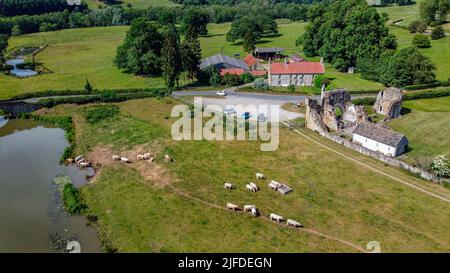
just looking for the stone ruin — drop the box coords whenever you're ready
[373,87,403,121]
[305,89,368,134]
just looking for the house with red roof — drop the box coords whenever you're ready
[268,61,325,87]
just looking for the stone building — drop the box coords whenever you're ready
[353,122,408,157]
[374,87,403,120]
[268,61,325,87]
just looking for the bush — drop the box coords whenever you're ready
[83,105,120,124]
[412,34,431,48]
[431,26,445,40]
[352,97,376,106]
[253,78,269,91]
[431,155,450,177]
[403,88,450,100]
[313,75,330,89]
[221,73,242,87]
[402,81,450,90]
[408,20,427,33]
[288,84,296,92]
[240,72,254,84]
[62,183,86,214]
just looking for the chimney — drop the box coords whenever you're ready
[320,57,324,64]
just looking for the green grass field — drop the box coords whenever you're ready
[44,98,450,252]
[389,96,450,164]
[1,26,165,99]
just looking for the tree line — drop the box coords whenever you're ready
[0,0,87,17]
[298,0,437,87]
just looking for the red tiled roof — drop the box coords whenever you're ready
[220,68,246,76]
[243,54,258,67]
[250,70,267,76]
[270,62,325,75]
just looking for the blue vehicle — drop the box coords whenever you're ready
[242,112,251,120]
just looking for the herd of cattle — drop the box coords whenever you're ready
[225,172,303,228]
[66,155,92,168]
[111,153,173,163]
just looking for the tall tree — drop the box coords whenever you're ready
[161,24,182,90]
[181,26,202,81]
[0,35,8,68]
[298,0,397,71]
[420,0,450,26]
[114,18,163,76]
[226,17,265,52]
[180,9,210,36]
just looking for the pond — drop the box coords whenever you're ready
[6,58,38,78]
[0,117,102,252]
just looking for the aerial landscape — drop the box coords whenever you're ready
[0,0,449,259]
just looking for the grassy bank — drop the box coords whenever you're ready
[40,98,450,252]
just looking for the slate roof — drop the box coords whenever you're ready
[290,54,305,62]
[199,53,249,70]
[255,47,285,54]
[270,62,325,75]
[353,122,407,147]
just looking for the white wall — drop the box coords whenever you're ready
[353,134,397,157]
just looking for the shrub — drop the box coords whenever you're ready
[431,155,450,177]
[221,73,241,87]
[412,34,431,48]
[408,20,427,33]
[83,105,120,124]
[253,78,269,91]
[431,26,445,40]
[313,75,330,89]
[62,183,86,214]
[352,97,376,105]
[240,72,254,84]
[288,84,296,92]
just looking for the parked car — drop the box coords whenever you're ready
[216,90,227,96]
[223,107,236,115]
[242,112,251,120]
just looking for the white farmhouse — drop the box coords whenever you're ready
[353,123,408,157]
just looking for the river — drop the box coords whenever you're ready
[0,117,102,252]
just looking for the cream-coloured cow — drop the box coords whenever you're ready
[246,184,257,192]
[120,157,131,163]
[269,213,284,223]
[243,205,255,212]
[249,182,259,191]
[224,183,235,190]
[165,154,173,162]
[112,155,120,161]
[137,154,145,160]
[226,203,240,211]
[286,219,302,228]
[256,173,266,180]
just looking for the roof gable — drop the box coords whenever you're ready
[270,62,325,75]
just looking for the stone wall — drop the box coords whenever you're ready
[374,87,403,120]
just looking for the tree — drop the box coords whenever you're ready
[380,47,436,87]
[114,18,163,76]
[180,9,210,36]
[412,34,431,48]
[226,17,265,52]
[161,24,182,90]
[313,75,330,89]
[431,26,445,39]
[0,35,8,68]
[408,20,427,33]
[420,0,450,26]
[84,78,93,94]
[181,26,202,81]
[298,0,397,71]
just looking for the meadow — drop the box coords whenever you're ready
[389,96,450,165]
[43,98,450,252]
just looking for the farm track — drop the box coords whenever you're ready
[168,185,368,253]
[282,122,450,204]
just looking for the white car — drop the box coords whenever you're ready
[216,90,227,96]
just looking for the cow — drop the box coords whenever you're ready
[256,173,266,180]
[112,155,120,161]
[249,182,259,191]
[268,182,281,190]
[79,162,90,168]
[149,157,155,163]
[270,213,284,223]
[120,157,131,163]
[224,183,235,190]
[66,158,74,164]
[74,155,84,162]
[243,205,255,212]
[143,153,151,160]
[286,219,302,228]
[165,154,173,162]
[137,154,144,160]
[251,207,258,217]
[76,158,86,165]
[226,203,239,211]
[246,184,257,192]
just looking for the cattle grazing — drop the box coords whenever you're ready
[66,158,74,164]
[74,155,84,162]
[246,184,257,192]
[256,173,266,180]
[143,153,151,160]
[249,182,259,191]
[112,155,120,161]
[165,154,173,162]
[286,219,303,228]
[137,154,144,160]
[79,162,90,168]
[120,157,131,163]
[226,203,240,211]
[243,205,255,212]
[268,180,281,190]
[224,183,235,190]
[270,213,284,223]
